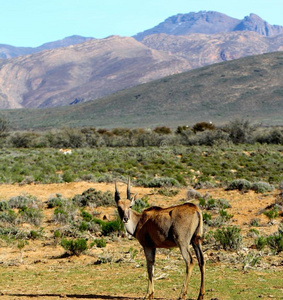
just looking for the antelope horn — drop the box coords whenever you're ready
[115,181,120,203]
[127,177,131,200]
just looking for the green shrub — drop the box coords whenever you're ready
[0,201,10,211]
[79,221,89,232]
[19,207,43,226]
[254,236,267,251]
[249,228,259,236]
[158,188,179,197]
[91,238,106,248]
[62,171,75,183]
[60,238,88,256]
[92,218,124,236]
[141,177,180,188]
[187,188,202,200]
[53,208,69,224]
[8,194,41,209]
[218,199,232,209]
[219,209,234,222]
[251,182,275,193]
[203,212,212,225]
[226,179,253,191]
[47,195,65,208]
[250,218,260,227]
[0,209,17,224]
[29,228,44,240]
[132,197,150,213]
[72,188,114,207]
[214,226,242,251]
[266,226,283,254]
[263,207,279,221]
[81,211,93,222]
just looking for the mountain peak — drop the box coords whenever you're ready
[234,13,283,36]
[134,11,283,41]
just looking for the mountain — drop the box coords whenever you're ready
[141,31,283,68]
[134,11,283,41]
[0,31,282,110]
[0,36,190,109]
[0,11,282,110]
[0,35,94,59]
[1,52,283,129]
[234,14,283,36]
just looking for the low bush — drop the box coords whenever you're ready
[254,236,267,251]
[72,188,114,207]
[60,238,88,256]
[158,188,179,197]
[53,208,70,224]
[137,177,181,188]
[47,194,65,208]
[81,211,93,222]
[132,197,150,213]
[226,179,252,191]
[0,209,17,224]
[8,194,41,209]
[92,218,124,236]
[0,200,10,211]
[263,207,279,222]
[266,226,283,254]
[91,238,106,248]
[19,207,44,227]
[213,226,242,251]
[251,182,274,193]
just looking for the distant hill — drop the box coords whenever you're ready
[1,52,282,130]
[134,11,283,41]
[0,36,189,109]
[0,32,282,110]
[0,35,94,59]
[141,31,283,68]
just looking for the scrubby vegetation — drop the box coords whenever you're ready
[0,119,283,149]
[0,143,282,187]
[0,118,282,298]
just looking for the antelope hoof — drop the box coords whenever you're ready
[197,294,204,300]
[144,292,154,299]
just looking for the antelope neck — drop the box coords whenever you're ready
[124,209,141,237]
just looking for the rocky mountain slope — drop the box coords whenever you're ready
[1,51,282,129]
[0,11,282,110]
[0,35,94,59]
[134,11,283,41]
[0,36,189,108]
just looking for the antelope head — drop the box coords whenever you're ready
[115,178,138,236]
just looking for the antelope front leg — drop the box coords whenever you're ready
[144,247,156,299]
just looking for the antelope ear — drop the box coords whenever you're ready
[115,181,120,203]
[130,194,137,207]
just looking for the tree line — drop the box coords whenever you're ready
[0,118,282,148]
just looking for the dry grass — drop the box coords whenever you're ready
[0,182,282,299]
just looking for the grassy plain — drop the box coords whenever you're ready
[0,145,282,299]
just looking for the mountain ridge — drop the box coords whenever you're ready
[134,11,283,41]
[0,35,94,59]
[1,51,282,129]
[0,11,282,110]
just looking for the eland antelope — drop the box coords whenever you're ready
[115,179,205,300]
[59,148,72,155]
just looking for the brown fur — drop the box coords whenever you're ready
[115,181,205,300]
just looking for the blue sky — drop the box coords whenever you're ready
[1,0,282,47]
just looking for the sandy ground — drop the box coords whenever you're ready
[0,182,282,300]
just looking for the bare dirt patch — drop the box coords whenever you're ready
[0,182,282,300]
